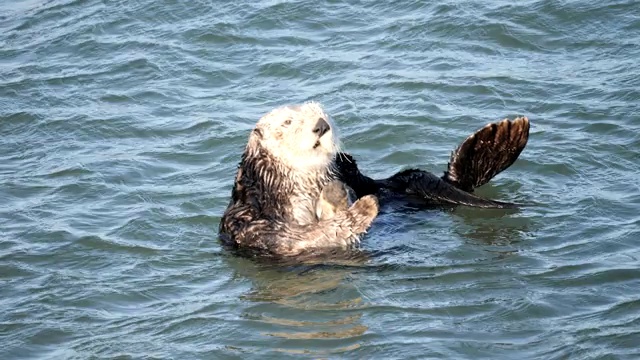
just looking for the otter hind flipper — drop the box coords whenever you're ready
[383,169,520,209]
[443,116,530,192]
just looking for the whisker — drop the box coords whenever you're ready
[336,139,344,159]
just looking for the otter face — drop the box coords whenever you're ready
[250,101,339,170]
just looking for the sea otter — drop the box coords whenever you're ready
[219,101,530,257]
[218,102,379,256]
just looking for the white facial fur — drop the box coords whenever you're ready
[249,101,339,171]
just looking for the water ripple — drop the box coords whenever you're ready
[1,0,640,358]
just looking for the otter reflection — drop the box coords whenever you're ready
[226,249,373,356]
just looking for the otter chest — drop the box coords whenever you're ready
[289,193,319,225]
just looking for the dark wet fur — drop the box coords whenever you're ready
[336,116,530,209]
[219,141,378,256]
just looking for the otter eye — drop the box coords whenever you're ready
[284,119,292,126]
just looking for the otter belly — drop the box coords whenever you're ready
[290,195,318,225]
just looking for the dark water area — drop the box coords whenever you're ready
[1,0,640,359]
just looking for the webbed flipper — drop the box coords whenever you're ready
[377,169,519,209]
[443,116,530,192]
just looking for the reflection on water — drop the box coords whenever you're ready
[454,208,530,245]
[224,250,372,356]
[447,182,537,254]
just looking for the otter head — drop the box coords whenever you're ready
[248,101,339,171]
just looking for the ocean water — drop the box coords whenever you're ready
[1,0,639,359]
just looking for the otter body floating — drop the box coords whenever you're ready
[219,102,530,257]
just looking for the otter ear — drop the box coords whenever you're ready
[253,127,263,139]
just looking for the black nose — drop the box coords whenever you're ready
[313,118,330,137]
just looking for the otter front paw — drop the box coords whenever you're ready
[348,195,379,233]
